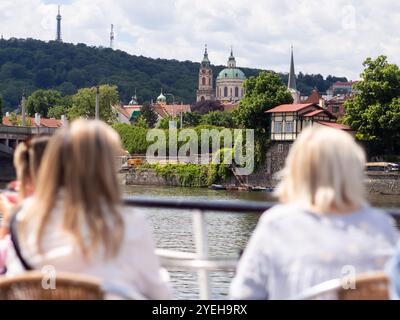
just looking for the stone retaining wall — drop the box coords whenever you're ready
[125,168,180,186]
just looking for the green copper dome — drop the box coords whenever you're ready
[157,92,166,102]
[217,68,246,80]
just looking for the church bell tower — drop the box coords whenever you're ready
[196,45,215,102]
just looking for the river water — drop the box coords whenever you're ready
[121,184,400,300]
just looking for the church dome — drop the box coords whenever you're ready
[217,68,246,80]
[157,92,166,103]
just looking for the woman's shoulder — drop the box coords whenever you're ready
[258,203,303,226]
[358,206,398,230]
[119,206,153,239]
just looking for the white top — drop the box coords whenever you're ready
[230,204,399,300]
[6,196,172,300]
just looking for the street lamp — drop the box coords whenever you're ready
[164,93,182,128]
[164,93,175,105]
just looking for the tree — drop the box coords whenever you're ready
[201,111,234,128]
[137,102,158,128]
[34,68,55,88]
[0,38,347,112]
[343,56,400,153]
[232,71,293,131]
[157,116,180,129]
[67,84,118,124]
[8,112,20,125]
[48,105,67,119]
[182,112,201,127]
[26,89,63,117]
[134,115,149,128]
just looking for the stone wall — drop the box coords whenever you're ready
[226,141,292,187]
[125,168,180,186]
[366,172,400,195]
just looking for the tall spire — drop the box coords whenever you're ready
[201,43,210,67]
[227,46,236,68]
[56,5,62,42]
[288,46,297,91]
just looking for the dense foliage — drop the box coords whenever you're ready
[200,111,234,128]
[67,84,119,123]
[112,123,151,154]
[343,56,400,153]
[139,163,229,187]
[0,38,347,111]
[232,71,293,131]
[137,102,158,128]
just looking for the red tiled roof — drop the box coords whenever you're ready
[2,116,62,128]
[302,109,325,117]
[113,104,142,119]
[162,104,191,117]
[303,89,322,104]
[266,103,314,113]
[40,118,63,127]
[153,104,169,118]
[316,121,352,131]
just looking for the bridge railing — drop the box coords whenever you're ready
[122,196,400,299]
[0,125,58,135]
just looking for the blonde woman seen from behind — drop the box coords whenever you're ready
[230,126,399,300]
[6,119,172,299]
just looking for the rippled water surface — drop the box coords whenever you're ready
[122,184,400,299]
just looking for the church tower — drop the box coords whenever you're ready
[288,46,300,103]
[56,5,62,42]
[196,45,215,102]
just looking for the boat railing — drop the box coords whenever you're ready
[123,196,400,299]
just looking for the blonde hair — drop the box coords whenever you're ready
[275,126,366,213]
[24,119,124,259]
[13,135,50,199]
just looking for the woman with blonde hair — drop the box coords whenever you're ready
[230,126,399,299]
[5,119,172,299]
[0,135,50,273]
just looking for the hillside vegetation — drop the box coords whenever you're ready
[0,38,347,111]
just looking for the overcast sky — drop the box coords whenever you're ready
[1,0,399,80]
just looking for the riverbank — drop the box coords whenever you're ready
[124,170,400,195]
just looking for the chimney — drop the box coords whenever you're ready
[61,115,68,127]
[35,113,41,126]
[319,98,326,109]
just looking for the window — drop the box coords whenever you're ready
[235,87,239,97]
[332,106,339,113]
[201,96,205,102]
[224,87,228,97]
[274,121,282,133]
[285,121,293,132]
[202,77,206,85]
[208,78,211,85]
[278,144,284,153]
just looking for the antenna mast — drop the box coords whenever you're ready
[110,24,114,49]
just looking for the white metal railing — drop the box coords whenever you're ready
[123,196,400,300]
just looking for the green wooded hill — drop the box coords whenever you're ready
[0,38,348,111]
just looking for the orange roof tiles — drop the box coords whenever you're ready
[316,121,352,131]
[2,116,62,128]
[266,103,314,113]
